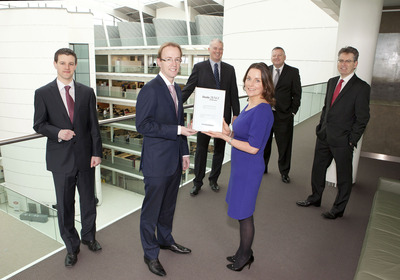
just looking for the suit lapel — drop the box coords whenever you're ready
[73,81,81,124]
[219,61,225,88]
[278,64,289,84]
[327,76,340,106]
[175,84,182,120]
[331,75,357,107]
[206,59,219,89]
[156,75,178,119]
[270,65,286,87]
[50,79,71,123]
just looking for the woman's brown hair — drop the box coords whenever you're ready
[242,62,275,106]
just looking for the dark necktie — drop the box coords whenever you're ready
[65,85,74,123]
[214,63,220,89]
[331,79,344,106]
[274,68,280,88]
[168,84,178,116]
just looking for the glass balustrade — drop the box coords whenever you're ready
[295,83,327,125]
[0,183,65,244]
[237,82,326,126]
[96,86,142,99]
[95,64,189,76]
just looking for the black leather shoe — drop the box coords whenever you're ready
[281,174,290,183]
[160,243,191,254]
[82,240,102,252]
[190,185,201,196]
[321,211,343,219]
[65,249,79,267]
[227,255,236,263]
[144,257,166,277]
[210,181,219,192]
[296,200,321,207]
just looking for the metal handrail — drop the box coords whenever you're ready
[0,104,198,146]
[0,114,134,146]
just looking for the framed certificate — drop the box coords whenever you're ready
[192,87,226,132]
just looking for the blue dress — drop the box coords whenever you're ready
[226,103,274,220]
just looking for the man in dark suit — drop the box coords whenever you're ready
[33,48,102,267]
[264,47,301,183]
[136,42,197,277]
[296,46,370,219]
[182,38,240,196]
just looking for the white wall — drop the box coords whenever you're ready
[156,6,199,21]
[0,8,99,206]
[222,0,339,95]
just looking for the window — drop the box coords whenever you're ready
[70,43,90,86]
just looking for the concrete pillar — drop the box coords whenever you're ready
[144,54,148,74]
[107,54,112,73]
[326,0,383,185]
[187,54,193,75]
[336,0,383,84]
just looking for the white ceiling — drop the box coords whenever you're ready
[311,0,400,21]
[1,1,398,23]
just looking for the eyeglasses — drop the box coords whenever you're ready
[160,58,182,64]
[337,59,354,64]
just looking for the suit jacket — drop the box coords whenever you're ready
[136,75,189,178]
[33,79,102,173]
[182,59,240,124]
[270,64,302,121]
[316,74,370,147]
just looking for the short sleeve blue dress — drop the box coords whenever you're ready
[226,103,274,220]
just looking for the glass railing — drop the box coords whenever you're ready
[96,64,189,76]
[98,109,204,195]
[96,86,141,100]
[236,82,327,126]
[295,83,327,125]
[0,184,65,244]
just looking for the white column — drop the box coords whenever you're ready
[335,0,383,84]
[184,0,192,45]
[187,54,193,75]
[326,0,383,185]
[102,19,110,47]
[144,54,148,74]
[139,5,147,46]
[107,54,112,73]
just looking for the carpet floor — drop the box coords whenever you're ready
[9,114,400,280]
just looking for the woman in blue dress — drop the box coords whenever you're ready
[205,62,275,271]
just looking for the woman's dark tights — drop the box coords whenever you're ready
[234,215,254,267]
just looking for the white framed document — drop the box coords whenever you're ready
[192,87,225,132]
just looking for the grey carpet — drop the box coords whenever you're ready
[9,114,400,280]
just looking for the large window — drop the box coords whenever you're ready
[70,44,90,86]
